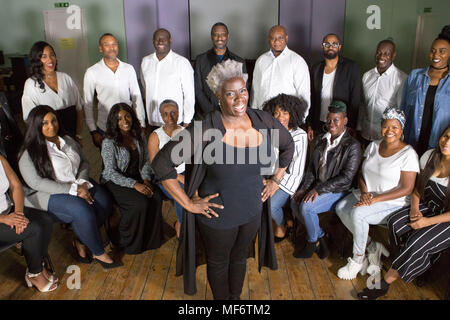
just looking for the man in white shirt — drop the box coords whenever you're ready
[141,29,195,129]
[83,33,146,148]
[358,40,407,143]
[251,25,310,117]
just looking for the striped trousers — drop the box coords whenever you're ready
[387,180,450,283]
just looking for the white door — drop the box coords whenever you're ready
[43,7,89,90]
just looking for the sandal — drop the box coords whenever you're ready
[41,262,58,284]
[25,269,58,292]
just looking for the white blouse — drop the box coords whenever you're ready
[353,140,420,206]
[46,137,92,195]
[420,149,449,186]
[21,71,83,120]
[0,160,11,214]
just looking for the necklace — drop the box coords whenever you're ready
[430,64,449,70]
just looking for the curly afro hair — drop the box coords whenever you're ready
[262,94,307,130]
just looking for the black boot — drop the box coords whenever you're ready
[293,241,317,259]
[357,279,390,300]
[316,235,330,259]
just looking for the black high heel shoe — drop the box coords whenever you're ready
[93,257,122,270]
[72,240,92,264]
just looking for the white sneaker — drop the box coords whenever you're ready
[367,242,389,275]
[337,257,368,280]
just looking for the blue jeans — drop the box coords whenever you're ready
[270,189,290,226]
[158,182,184,223]
[47,179,112,255]
[291,191,346,243]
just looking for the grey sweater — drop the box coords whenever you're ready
[19,135,90,211]
[101,136,153,188]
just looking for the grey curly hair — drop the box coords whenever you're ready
[205,59,248,94]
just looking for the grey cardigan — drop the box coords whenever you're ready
[101,136,153,188]
[19,135,90,211]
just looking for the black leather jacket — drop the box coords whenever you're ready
[299,130,362,194]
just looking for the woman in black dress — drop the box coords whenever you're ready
[152,59,294,299]
[101,103,163,254]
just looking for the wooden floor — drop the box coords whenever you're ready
[0,122,446,300]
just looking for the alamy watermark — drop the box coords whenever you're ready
[168,121,281,175]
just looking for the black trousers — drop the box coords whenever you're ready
[197,217,260,300]
[0,208,53,273]
[105,181,164,254]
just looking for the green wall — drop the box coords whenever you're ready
[343,0,450,75]
[0,0,127,66]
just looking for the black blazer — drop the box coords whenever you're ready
[299,130,362,194]
[194,48,247,119]
[307,56,361,130]
[152,108,294,295]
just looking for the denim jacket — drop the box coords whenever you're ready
[400,67,450,149]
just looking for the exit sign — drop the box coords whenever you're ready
[55,2,69,8]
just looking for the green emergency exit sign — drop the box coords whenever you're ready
[55,2,69,8]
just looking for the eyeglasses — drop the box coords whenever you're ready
[322,42,340,48]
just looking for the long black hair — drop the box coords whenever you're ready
[262,93,307,130]
[105,103,144,147]
[19,105,67,180]
[28,41,57,92]
[416,125,450,208]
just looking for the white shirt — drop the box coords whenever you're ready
[320,69,336,122]
[140,50,195,126]
[0,160,11,214]
[353,140,419,206]
[22,71,82,120]
[46,136,92,196]
[154,126,185,174]
[250,47,311,119]
[83,58,146,132]
[322,130,346,159]
[359,64,407,141]
[420,149,449,186]
[279,128,308,196]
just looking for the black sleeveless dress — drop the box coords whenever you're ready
[197,139,269,229]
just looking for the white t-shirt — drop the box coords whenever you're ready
[320,69,336,122]
[0,160,11,214]
[420,149,449,186]
[353,140,420,206]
